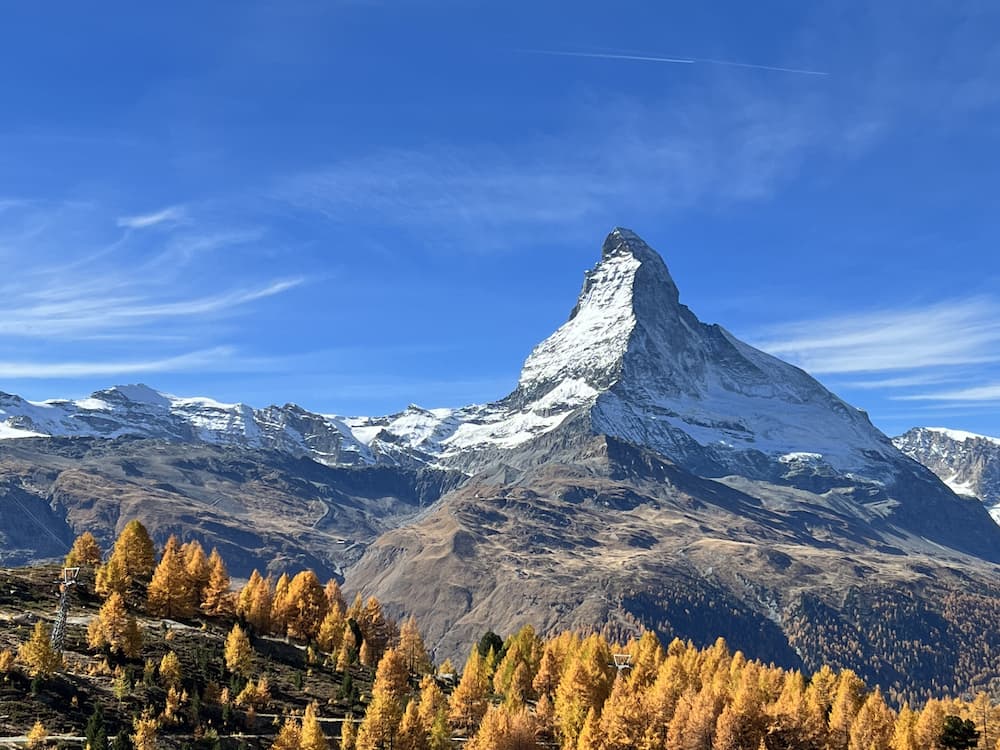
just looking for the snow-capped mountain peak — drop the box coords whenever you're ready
[514,227,688,402]
[894,427,1000,524]
[0,383,373,466]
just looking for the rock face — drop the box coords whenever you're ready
[2,228,1000,699]
[0,436,461,577]
[895,427,1000,524]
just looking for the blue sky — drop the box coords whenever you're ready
[1,0,999,438]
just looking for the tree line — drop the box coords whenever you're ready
[2,521,998,750]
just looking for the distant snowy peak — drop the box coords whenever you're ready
[894,427,1000,523]
[0,384,373,466]
[920,426,1000,447]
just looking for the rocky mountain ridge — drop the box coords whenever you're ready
[0,230,926,486]
[894,426,1000,524]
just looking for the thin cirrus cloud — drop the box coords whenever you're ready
[894,384,1000,403]
[0,200,308,385]
[0,347,239,379]
[116,205,186,229]
[275,89,842,250]
[0,278,304,338]
[753,297,1000,375]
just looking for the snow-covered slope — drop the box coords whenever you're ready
[0,384,373,466]
[895,427,1000,524]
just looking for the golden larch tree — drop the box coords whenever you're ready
[285,570,329,641]
[237,569,272,633]
[270,572,293,636]
[355,648,410,750]
[87,591,142,659]
[533,633,572,699]
[325,578,346,612]
[26,720,48,749]
[17,621,63,678]
[65,531,103,567]
[848,686,895,750]
[300,701,328,750]
[806,664,838,718]
[417,674,448,734]
[97,519,155,598]
[317,605,346,654]
[396,699,429,750]
[360,639,375,668]
[94,550,129,599]
[466,704,539,750]
[600,673,645,750]
[159,650,183,690]
[183,540,211,604]
[713,662,767,750]
[494,624,542,703]
[337,624,357,671]
[553,635,612,748]
[131,710,159,750]
[914,697,946,750]
[200,547,233,616]
[0,649,15,676]
[575,707,601,750]
[147,535,196,619]
[271,716,302,750]
[766,669,825,750]
[224,623,254,677]
[626,629,665,691]
[359,596,397,664]
[665,691,696,750]
[890,704,919,750]
[398,615,432,675]
[340,717,358,750]
[640,656,685,750]
[669,685,724,750]
[828,669,867,750]
[449,646,491,735]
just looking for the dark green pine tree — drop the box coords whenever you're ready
[940,715,979,750]
[112,726,134,750]
[85,703,108,750]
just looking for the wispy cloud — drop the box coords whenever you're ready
[838,373,963,390]
[0,347,237,379]
[0,200,308,387]
[0,278,303,338]
[895,383,1000,403]
[754,297,1000,374]
[275,89,840,250]
[117,205,185,229]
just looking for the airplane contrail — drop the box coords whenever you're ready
[524,49,829,77]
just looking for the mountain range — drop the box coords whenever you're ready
[2,228,999,699]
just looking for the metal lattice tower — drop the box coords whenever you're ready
[50,567,80,653]
[612,653,633,672]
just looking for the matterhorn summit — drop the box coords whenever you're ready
[370,227,901,485]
